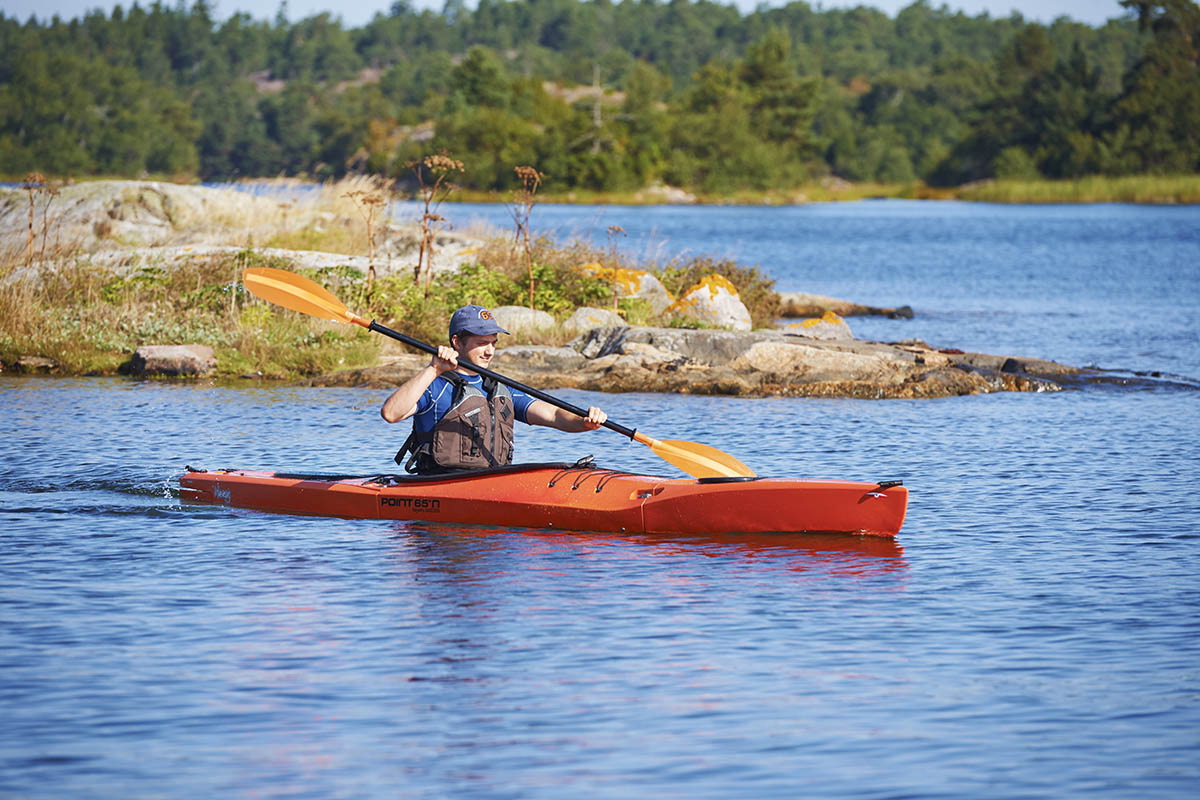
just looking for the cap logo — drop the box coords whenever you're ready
[479,310,493,320]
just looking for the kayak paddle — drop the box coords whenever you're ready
[242,266,756,479]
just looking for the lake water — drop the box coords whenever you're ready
[3,201,1199,798]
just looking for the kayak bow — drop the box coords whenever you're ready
[180,462,908,537]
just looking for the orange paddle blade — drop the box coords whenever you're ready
[635,433,756,479]
[243,267,369,327]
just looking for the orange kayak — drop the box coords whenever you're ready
[179,462,907,537]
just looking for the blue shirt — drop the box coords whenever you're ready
[412,373,536,434]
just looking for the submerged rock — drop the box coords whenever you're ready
[779,291,914,319]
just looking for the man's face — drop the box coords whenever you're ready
[452,332,499,368]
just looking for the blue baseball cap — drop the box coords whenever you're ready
[449,304,509,338]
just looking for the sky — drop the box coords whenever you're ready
[1,0,1132,29]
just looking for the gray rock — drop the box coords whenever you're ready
[493,345,587,372]
[312,323,1081,399]
[491,305,556,333]
[729,341,907,383]
[617,328,779,365]
[571,326,631,359]
[563,306,625,334]
[125,344,215,376]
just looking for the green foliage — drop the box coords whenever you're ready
[994,147,1041,180]
[436,262,519,311]
[0,0,1184,189]
[617,296,655,326]
[1106,0,1200,173]
[100,266,171,303]
[0,43,199,176]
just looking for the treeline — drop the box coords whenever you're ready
[1,0,1197,192]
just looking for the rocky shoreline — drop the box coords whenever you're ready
[5,180,1187,397]
[300,325,1142,399]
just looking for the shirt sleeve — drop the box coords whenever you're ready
[414,385,435,415]
[509,387,536,424]
[412,378,448,434]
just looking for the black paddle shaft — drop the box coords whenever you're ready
[368,320,638,440]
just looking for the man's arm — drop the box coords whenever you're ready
[380,346,457,423]
[523,400,608,432]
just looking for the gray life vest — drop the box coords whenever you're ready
[395,374,515,474]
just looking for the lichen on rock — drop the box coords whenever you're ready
[665,274,753,331]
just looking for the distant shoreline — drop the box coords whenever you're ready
[454,175,1200,206]
[5,174,1199,206]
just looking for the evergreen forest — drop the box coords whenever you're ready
[2,0,1198,193]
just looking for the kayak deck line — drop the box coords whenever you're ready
[179,461,908,537]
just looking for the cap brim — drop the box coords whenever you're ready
[453,323,509,337]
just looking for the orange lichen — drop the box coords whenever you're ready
[801,310,843,328]
[578,262,651,296]
[665,274,741,315]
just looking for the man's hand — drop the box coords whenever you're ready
[581,406,607,431]
[431,345,458,374]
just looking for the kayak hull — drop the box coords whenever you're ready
[179,463,907,537]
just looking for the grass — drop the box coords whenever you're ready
[453,174,1200,205]
[0,249,380,377]
[954,174,1200,204]
[452,179,924,206]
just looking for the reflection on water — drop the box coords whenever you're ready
[390,523,906,579]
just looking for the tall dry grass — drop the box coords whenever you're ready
[956,175,1200,204]
[1,248,378,376]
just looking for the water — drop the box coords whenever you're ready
[3,201,1199,798]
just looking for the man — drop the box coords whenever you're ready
[381,304,608,473]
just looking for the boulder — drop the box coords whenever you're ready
[491,305,556,334]
[782,310,855,340]
[666,274,753,331]
[124,345,215,377]
[729,341,907,383]
[618,341,690,367]
[577,327,773,365]
[579,264,674,314]
[563,306,626,335]
[493,345,587,372]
